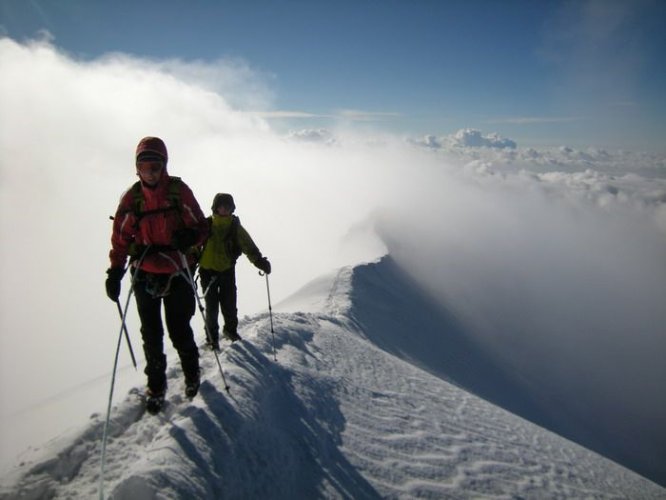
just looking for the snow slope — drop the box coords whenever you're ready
[1,257,663,499]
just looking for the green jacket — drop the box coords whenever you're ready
[199,214,263,272]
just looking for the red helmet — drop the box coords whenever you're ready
[135,136,168,164]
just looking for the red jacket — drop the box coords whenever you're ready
[109,173,207,274]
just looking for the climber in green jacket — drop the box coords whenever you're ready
[199,193,271,350]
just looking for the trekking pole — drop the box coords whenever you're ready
[175,252,231,393]
[260,271,277,362]
[99,248,149,499]
[114,300,137,369]
[98,308,124,500]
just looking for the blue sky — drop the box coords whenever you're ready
[1,0,665,151]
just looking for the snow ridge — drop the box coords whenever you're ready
[1,259,664,499]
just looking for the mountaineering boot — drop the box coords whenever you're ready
[185,371,200,400]
[223,329,241,342]
[145,388,165,415]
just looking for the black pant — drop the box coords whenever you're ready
[199,268,238,342]
[134,272,199,393]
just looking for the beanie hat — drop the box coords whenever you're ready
[212,193,236,212]
[136,136,168,164]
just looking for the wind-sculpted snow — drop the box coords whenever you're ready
[1,260,663,499]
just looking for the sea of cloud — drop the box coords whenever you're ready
[1,37,665,472]
[374,131,666,477]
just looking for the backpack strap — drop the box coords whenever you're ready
[165,176,183,212]
[225,215,242,263]
[130,177,183,220]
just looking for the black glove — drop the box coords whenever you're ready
[255,257,271,274]
[171,228,197,251]
[105,267,126,301]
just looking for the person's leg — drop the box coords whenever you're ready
[219,268,240,341]
[164,275,200,391]
[199,269,220,344]
[134,277,167,395]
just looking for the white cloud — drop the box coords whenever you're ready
[335,109,401,121]
[94,52,276,112]
[253,110,330,119]
[247,109,400,123]
[286,128,337,145]
[408,129,666,178]
[452,128,516,149]
[484,116,584,125]
[410,128,516,150]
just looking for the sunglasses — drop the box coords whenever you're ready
[136,162,164,175]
